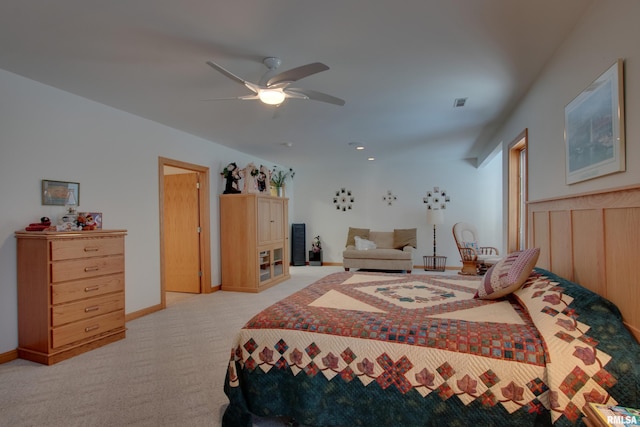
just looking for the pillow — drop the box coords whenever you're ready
[346,227,369,247]
[463,241,479,252]
[393,228,417,249]
[355,236,377,250]
[475,248,540,300]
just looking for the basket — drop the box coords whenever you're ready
[423,255,447,272]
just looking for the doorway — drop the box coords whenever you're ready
[158,157,212,308]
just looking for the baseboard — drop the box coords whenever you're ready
[0,349,18,364]
[125,303,163,322]
[315,262,342,267]
[204,284,221,293]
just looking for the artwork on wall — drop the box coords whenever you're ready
[382,190,397,206]
[42,180,80,206]
[333,188,354,211]
[565,59,625,184]
[423,186,450,210]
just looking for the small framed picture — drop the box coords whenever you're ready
[42,180,80,206]
[78,212,103,229]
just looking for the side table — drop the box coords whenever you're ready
[309,250,323,266]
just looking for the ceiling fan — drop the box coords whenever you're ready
[205,57,345,106]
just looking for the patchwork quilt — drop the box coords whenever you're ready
[223,268,640,426]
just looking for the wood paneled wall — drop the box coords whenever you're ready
[528,185,640,342]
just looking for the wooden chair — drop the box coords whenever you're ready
[452,222,501,275]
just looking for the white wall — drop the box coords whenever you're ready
[0,69,277,354]
[0,66,502,356]
[483,1,640,205]
[291,149,502,267]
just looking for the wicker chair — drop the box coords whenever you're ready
[452,222,501,275]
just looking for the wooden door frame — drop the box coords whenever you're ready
[158,157,213,309]
[507,129,528,253]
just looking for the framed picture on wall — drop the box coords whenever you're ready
[565,59,625,184]
[42,180,80,206]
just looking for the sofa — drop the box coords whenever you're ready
[342,227,416,273]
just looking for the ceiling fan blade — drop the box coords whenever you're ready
[202,95,260,101]
[206,61,260,94]
[284,88,345,106]
[267,62,329,87]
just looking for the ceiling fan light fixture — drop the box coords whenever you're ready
[259,89,285,105]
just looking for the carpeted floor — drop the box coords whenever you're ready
[0,266,441,426]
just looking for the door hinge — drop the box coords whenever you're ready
[196,182,200,189]
[197,226,201,233]
[198,271,203,277]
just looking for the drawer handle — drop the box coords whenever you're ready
[84,247,100,252]
[84,266,99,272]
[84,285,100,292]
[85,325,100,333]
[84,305,100,313]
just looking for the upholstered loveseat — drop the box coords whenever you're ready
[342,227,416,273]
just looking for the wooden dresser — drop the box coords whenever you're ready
[220,194,289,292]
[15,229,127,365]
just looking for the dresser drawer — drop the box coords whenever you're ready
[52,310,124,349]
[51,237,124,261]
[52,274,125,305]
[52,292,124,327]
[51,255,124,283]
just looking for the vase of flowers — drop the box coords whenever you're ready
[270,167,295,197]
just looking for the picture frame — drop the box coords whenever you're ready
[42,180,80,206]
[78,212,103,229]
[565,59,625,184]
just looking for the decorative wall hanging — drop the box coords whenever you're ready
[333,188,354,211]
[382,190,397,206]
[42,180,80,206]
[422,186,450,210]
[565,59,625,184]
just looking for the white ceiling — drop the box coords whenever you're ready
[0,0,592,166]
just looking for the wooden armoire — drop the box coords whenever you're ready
[219,194,289,292]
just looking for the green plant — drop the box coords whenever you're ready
[270,167,295,187]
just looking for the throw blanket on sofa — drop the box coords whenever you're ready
[223,269,640,426]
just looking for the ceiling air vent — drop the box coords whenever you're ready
[453,97,467,108]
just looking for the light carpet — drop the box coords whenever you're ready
[0,266,443,427]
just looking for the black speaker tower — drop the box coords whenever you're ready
[291,223,306,266]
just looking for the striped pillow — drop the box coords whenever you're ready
[475,248,540,300]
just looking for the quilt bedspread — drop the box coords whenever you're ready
[223,269,639,426]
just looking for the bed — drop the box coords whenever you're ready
[222,267,640,426]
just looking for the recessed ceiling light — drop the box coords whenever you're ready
[367,157,375,161]
[356,145,365,150]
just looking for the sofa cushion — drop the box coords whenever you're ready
[343,247,412,260]
[346,227,370,247]
[393,228,417,249]
[475,248,540,300]
[369,231,394,249]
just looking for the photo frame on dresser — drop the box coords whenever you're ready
[565,59,625,184]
